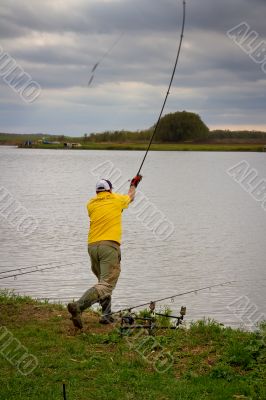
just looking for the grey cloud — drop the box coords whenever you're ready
[0,19,28,39]
[187,0,266,35]
[0,0,265,134]
[0,0,178,36]
[1,0,265,38]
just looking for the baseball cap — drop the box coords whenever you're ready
[96,179,113,192]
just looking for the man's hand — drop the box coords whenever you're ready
[130,174,142,188]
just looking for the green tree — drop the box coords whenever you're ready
[155,111,209,142]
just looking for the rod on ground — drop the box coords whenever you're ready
[112,280,235,315]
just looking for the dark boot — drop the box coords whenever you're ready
[67,302,83,329]
[68,288,99,329]
[99,296,114,324]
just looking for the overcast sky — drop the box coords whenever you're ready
[0,0,265,136]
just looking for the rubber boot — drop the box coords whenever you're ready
[99,296,114,324]
[67,302,83,329]
[68,288,99,329]
[77,287,100,312]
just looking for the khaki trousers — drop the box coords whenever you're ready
[88,241,121,299]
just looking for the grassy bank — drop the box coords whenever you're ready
[22,143,266,152]
[0,291,265,400]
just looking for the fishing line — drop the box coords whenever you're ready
[88,32,125,86]
[137,0,186,175]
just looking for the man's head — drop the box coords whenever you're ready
[96,179,113,193]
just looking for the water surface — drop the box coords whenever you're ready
[0,147,265,329]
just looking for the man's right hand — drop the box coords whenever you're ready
[130,175,142,188]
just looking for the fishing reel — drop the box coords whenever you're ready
[119,304,187,336]
[121,314,135,326]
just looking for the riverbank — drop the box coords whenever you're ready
[19,143,266,151]
[0,291,265,400]
[1,132,265,151]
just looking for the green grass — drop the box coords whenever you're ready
[0,292,265,399]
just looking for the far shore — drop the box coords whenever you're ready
[14,142,266,152]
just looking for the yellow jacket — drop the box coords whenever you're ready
[87,192,130,244]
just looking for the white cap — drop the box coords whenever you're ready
[96,179,112,192]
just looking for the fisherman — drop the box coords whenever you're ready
[67,175,142,328]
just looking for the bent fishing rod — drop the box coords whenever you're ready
[136,0,186,176]
[113,280,235,314]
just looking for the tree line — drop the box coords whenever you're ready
[85,111,209,143]
[83,111,266,143]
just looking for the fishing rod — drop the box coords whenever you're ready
[114,280,235,314]
[0,261,74,275]
[136,0,186,176]
[0,261,87,280]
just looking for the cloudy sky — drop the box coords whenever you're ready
[0,0,265,135]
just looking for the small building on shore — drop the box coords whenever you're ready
[42,139,60,145]
[64,142,81,149]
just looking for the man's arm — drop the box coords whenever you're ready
[128,185,136,202]
[128,175,142,202]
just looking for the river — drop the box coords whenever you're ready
[0,146,265,329]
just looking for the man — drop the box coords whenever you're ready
[67,174,142,329]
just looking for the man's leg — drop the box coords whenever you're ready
[99,296,113,324]
[76,245,101,310]
[67,245,101,329]
[94,244,121,324]
[68,243,120,327]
